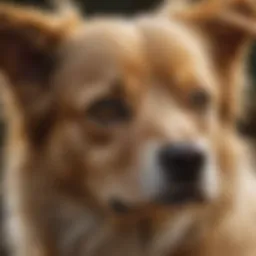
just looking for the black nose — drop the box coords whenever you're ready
[158,143,205,183]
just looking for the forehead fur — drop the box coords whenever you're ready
[52,18,149,106]
[137,17,218,95]
[61,20,146,70]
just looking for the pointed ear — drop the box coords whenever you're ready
[0,3,80,143]
[162,0,256,125]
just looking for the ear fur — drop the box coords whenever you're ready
[0,3,81,144]
[0,2,82,82]
[160,0,256,125]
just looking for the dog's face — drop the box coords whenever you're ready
[44,17,221,212]
[0,1,255,214]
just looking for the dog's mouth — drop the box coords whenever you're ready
[109,199,132,214]
[157,183,206,205]
[109,184,206,214]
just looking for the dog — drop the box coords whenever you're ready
[0,0,256,256]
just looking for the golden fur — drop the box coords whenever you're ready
[0,0,256,256]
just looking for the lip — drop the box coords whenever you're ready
[157,184,206,205]
[109,198,132,214]
[108,183,206,214]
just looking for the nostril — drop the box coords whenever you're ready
[172,148,204,169]
[158,143,205,182]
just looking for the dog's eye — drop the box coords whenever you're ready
[87,97,131,125]
[189,89,210,112]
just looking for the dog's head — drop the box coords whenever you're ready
[0,1,255,215]
[133,0,256,210]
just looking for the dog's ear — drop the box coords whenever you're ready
[162,0,256,125]
[0,3,80,143]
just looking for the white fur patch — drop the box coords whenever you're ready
[140,141,166,199]
[4,143,31,255]
[196,139,220,201]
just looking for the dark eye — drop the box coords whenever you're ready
[87,97,131,125]
[189,89,210,112]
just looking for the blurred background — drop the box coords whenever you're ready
[0,0,255,255]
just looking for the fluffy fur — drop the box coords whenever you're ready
[0,0,256,256]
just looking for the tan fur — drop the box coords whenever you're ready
[0,1,256,256]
